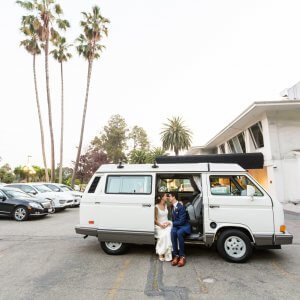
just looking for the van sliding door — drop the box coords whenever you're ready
[95,174,155,245]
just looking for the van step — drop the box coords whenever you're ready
[185,233,203,241]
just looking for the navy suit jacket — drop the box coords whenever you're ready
[172,202,191,234]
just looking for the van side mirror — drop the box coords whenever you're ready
[247,185,255,199]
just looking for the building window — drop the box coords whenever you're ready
[237,133,246,153]
[227,140,236,153]
[249,122,264,149]
[219,144,226,154]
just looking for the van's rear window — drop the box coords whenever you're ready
[105,175,152,194]
[88,176,101,193]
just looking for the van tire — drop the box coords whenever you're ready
[217,229,253,263]
[100,242,128,255]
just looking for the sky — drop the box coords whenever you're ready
[1,0,300,168]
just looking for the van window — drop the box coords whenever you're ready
[210,175,263,196]
[106,176,152,194]
[88,176,101,193]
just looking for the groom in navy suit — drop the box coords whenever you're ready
[169,192,191,267]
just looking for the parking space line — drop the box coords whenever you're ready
[106,258,131,300]
[191,259,209,294]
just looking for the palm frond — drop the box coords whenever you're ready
[16,1,35,11]
[54,4,62,15]
[76,6,109,61]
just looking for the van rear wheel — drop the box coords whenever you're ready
[217,229,253,263]
[100,241,128,255]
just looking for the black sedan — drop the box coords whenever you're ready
[0,187,53,221]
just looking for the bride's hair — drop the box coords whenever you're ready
[156,193,167,204]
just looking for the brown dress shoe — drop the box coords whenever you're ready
[177,257,186,267]
[171,256,180,266]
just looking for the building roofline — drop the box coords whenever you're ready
[202,100,300,149]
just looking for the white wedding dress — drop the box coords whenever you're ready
[155,204,172,261]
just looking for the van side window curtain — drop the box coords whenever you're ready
[88,176,101,193]
[106,176,152,194]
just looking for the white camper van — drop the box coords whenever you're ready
[75,162,293,263]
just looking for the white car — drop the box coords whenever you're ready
[6,183,73,211]
[43,183,82,207]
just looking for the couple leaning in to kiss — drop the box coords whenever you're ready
[154,192,191,267]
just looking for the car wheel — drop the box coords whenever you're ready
[100,241,128,255]
[217,229,253,263]
[13,206,29,221]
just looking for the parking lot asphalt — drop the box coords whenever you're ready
[0,209,299,300]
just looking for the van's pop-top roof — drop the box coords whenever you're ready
[96,163,245,174]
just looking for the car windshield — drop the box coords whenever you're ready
[33,185,52,193]
[46,184,61,192]
[60,186,73,192]
[3,189,32,199]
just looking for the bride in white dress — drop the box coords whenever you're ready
[155,193,172,261]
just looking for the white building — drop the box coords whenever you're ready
[188,99,300,204]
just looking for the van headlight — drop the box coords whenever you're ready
[29,202,43,209]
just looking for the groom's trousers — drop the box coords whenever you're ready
[171,226,189,257]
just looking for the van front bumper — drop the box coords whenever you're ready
[274,233,293,245]
[254,232,293,247]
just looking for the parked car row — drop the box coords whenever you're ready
[0,183,82,221]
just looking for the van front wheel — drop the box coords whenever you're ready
[217,229,253,263]
[100,241,128,255]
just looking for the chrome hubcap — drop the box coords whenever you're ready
[105,242,122,251]
[15,208,26,221]
[224,236,246,258]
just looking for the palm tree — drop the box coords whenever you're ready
[161,117,192,155]
[71,6,109,187]
[50,35,72,183]
[17,0,70,182]
[19,14,49,182]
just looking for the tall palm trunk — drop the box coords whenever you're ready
[71,60,93,187]
[45,38,55,182]
[59,62,64,183]
[33,54,49,182]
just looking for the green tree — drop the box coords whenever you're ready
[161,117,192,155]
[148,147,167,162]
[92,115,128,163]
[19,14,49,182]
[129,126,149,150]
[50,35,72,183]
[0,169,6,182]
[71,6,109,187]
[14,166,27,182]
[17,0,70,182]
[0,164,14,183]
[3,172,16,184]
[129,149,149,164]
[129,147,167,164]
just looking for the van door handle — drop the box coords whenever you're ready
[142,204,151,207]
[209,205,220,208]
